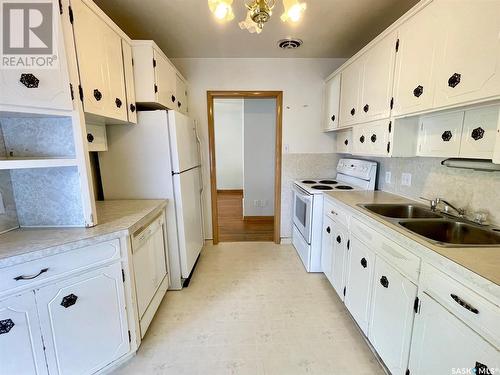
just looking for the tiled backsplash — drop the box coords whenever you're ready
[0,170,19,233]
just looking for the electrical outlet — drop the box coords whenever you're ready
[385,171,392,184]
[0,192,5,215]
[401,173,412,187]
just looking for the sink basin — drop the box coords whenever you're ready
[399,220,500,246]
[361,204,443,219]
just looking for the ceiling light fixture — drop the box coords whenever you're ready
[208,0,235,22]
[281,0,306,23]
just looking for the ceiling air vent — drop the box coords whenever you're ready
[278,38,303,50]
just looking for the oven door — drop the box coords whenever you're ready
[292,185,313,244]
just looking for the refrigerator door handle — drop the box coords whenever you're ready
[194,120,205,239]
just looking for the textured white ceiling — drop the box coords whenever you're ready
[93,0,420,58]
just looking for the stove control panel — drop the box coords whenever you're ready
[337,158,377,180]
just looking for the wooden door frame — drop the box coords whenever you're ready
[207,91,283,244]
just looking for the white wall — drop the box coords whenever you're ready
[214,98,244,190]
[243,98,276,217]
[172,58,346,239]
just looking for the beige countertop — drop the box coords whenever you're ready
[325,191,500,286]
[0,200,167,268]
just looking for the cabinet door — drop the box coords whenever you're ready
[323,74,341,131]
[0,292,48,375]
[321,215,334,285]
[339,59,362,126]
[344,237,375,335]
[459,106,499,159]
[369,256,417,375]
[409,293,500,375]
[335,129,352,154]
[352,119,391,157]
[352,124,369,155]
[37,263,129,375]
[175,74,188,114]
[331,223,348,301]
[154,50,176,108]
[433,1,500,108]
[121,40,137,124]
[392,2,439,116]
[417,111,464,157]
[359,30,398,123]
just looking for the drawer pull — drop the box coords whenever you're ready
[380,276,389,288]
[360,258,367,268]
[14,268,49,281]
[450,294,479,314]
[0,319,15,335]
[61,294,78,308]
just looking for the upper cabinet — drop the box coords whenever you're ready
[175,74,189,115]
[323,74,341,131]
[339,59,362,127]
[122,40,137,123]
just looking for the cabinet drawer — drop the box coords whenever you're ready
[0,239,120,296]
[420,263,500,349]
[324,197,350,227]
[351,217,420,282]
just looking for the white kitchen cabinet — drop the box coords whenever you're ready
[175,74,189,114]
[459,106,498,159]
[335,129,352,154]
[37,262,129,375]
[0,292,48,375]
[392,2,439,117]
[417,110,463,157]
[369,256,417,375]
[352,119,391,157]
[433,1,500,110]
[323,74,341,131]
[86,123,108,152]
[321,215,334,285]
[344,236,375,335]
[358,30,398,123]
[331,223,349,301]
[121,39,137,124]
[408,293,499,375]
[339,59,362,127]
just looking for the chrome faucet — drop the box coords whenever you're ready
[420,197,465,217]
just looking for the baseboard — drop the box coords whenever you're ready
[217,189,243,195]
[280,237,292,244]
[243,215,274,221]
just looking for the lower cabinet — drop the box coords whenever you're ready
[321,215,335,285]
[36,262,130,375]
[0,291,48,375]
[344,236,375,335]
[368,256,417,375]
[330,222,349,301]
[408,293,499,375]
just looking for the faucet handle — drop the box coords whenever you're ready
[420,196,437,211]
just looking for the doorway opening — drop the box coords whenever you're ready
[207,91,283,244]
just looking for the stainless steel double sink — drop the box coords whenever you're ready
[358,204,500,247]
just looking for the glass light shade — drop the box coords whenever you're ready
[280,0,306,22]
[208,0,235,21]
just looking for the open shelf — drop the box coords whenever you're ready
[0,158,78,170]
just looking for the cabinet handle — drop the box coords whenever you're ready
[171,95,176,103]
[14,267,49,281]
[413,85,424,97]
[448,73,461,88]
[350,108,355,116]
[326,226,331,234]
[87,133,94,143]
[331,115,336,122]
[359,135,365,143]
[0,319,15,335]
[471,127,484,141]
[115,98,122,108]
[336,235,341,244]
[360,258,367,268]
[450,294,479,314]
[344,139,349,146]
[19,73,39,88]
[380,276,389,288]
[130,103,136,112]
[93,89,102,101]
[363,104,369,113]
[441,130,452,142]
[370,134,377,143]
[60,294,78,308]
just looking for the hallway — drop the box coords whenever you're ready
[115,242,384,374]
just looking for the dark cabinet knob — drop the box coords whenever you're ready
[363,104,369,113]
[87,133,94,143]
[471,127,484,141]
[326,226,331,234]
[130,103,136,112]
[115,98,122,108]
[171,95,176,103]
[93,89,102,101]
[336,235,341,244]
[178,101,182,108]
[350,108,355,116]
[0,319,15,335]
[448,73,461,88]
[331,115,336,122]
[370,134,377,143]
[413,85,424,97]
[359,135,365,143]
[380,276,389,288]
[360,258,367,268]
[441,130,452,142]
[20,73,39,88]
[475,362,491,374]
[344,139,349,146]
[60,294,78,308]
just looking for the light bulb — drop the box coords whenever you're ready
[280,0,306,23]
[288,3,304,22]
[208,0,235,22]
[214,3,229,19]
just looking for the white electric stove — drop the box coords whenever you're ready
[292,159,378,272]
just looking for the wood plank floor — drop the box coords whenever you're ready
[217,191,274,242]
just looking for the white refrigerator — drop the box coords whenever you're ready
[99,110,204,290]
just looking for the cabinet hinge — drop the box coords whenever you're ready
[69,83,74,100]
[153,59,156,68]
[128,330,131,343]
[413,296,420,314]
[387,142,391,154]
[131,58,134,66]
[343,286,346,296]
[154,84,158,93]
[122,269,125,283]
[390,97,394,109]
[395,38,400,52]
[68,5,74,24]
[347,239,350,249]
[388,121,392,133]
[78,84,83,101]
[58,0,63,14]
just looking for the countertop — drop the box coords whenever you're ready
[324,191,500,287]
[0,200,168,268]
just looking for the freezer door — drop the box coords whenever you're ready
[168,111,200,172]
[173,167,203,278]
